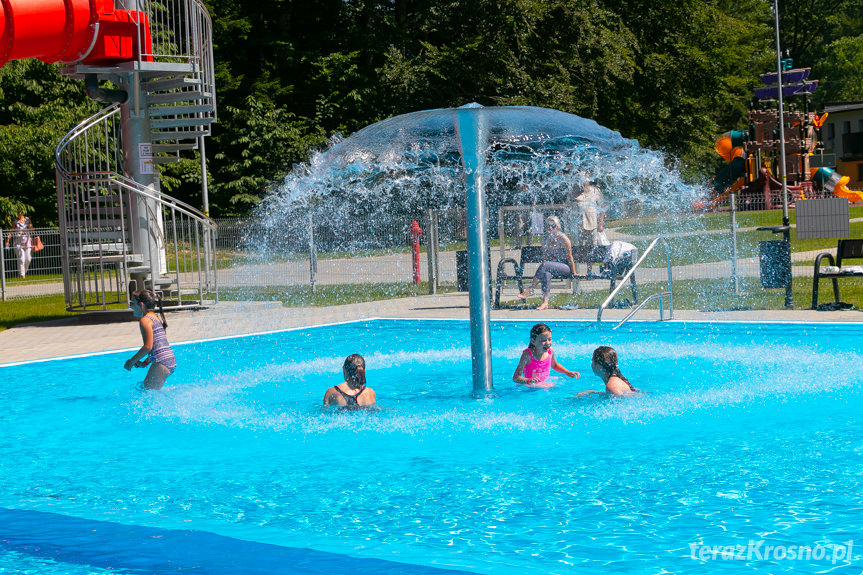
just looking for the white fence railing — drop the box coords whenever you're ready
[2,209,837,304]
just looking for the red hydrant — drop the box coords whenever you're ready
[408,221,423,284]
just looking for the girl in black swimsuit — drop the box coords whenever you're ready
[323,354,377,409]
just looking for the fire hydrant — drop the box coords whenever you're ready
[408,221,423,284]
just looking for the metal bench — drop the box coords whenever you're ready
[494,244,638,308]
[812,238,863,309]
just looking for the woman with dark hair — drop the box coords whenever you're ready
[512,323,579,387]
[323,354,377,409]
[577,346,639,397]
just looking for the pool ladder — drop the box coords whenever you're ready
[597,236,673,330]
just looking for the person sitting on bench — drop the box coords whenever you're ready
[517,216,578,310]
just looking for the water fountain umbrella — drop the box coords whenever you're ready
[305,104,640,397]
[322,104,635,172]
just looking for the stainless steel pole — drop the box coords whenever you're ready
[1,229,7,301]
[120,71,164,288]
[199,135,213,291]
[456,106,495,398]
[773,0,794,307]
[730,191,740,295]
[426,208,437,295]
[774,0,789,223]
[309,212,317,293]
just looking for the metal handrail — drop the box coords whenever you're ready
[597,236,674,329]
[55,106,217,310]
[607,291,673,331]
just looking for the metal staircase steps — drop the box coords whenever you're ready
[55,0,218,311]
[149,130,210,142]
[151,117,216,129]
[149,104,216,117]
[146,90,213,105]
[153,154,180,165]
[152,143,198,153]
[141,76,202,92]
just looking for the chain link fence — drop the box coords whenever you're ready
[1,227,65,300]
[3,203,859,305]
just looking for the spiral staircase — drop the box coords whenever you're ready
[53,0,218,311]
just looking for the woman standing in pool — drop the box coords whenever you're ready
[577,346,639,397]
[124,289,176,390]
[323,354,377,408]
[513,323,579,387]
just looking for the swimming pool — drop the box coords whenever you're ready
[2,318,862,573]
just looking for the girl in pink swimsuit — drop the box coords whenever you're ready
[512,323,580,387]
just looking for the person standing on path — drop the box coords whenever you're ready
[571,182,605,274]
[5,211,34,278]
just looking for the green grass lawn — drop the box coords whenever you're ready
[5,275,861,334]
[217,282,447,307]
[497,276,863,312]
[0,294,78,332]
[615,205,863,236]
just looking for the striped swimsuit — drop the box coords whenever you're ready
[147,315,176,373]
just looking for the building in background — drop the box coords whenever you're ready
[823,101,863,191]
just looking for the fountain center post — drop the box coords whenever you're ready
[119,72,167,289]
[455,107,496,398]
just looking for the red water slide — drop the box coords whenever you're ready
[0,0,152,68]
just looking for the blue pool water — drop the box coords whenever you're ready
[2,318,863,574]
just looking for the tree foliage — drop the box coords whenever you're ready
[0,60,96,225]
[0,0,861,222]
[210,96,328,214]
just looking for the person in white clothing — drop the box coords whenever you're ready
[5,211,34,278]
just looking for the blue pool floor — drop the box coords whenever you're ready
[0,508,476,574]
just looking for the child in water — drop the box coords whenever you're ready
[323,354,377,409]
[576,346,639,397]
[124,289,176,390]
[513,323,580,387]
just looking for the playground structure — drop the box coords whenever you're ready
[708,66,863,210]
[1,0,217,310]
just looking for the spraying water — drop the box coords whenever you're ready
[253,104,704,394]
[257,105,702,252]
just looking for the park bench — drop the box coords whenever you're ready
[812,238,863,310]
[494,244,638,308]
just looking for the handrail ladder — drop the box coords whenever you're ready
[597,236,674,330]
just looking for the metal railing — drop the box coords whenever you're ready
[597,236,673,330]
[1,227,65,301]
[4,210,854,304]
[132,0,217,144]
[55,105,217,311]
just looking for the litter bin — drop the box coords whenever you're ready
[456,250,492,292]
[759,240,791,289]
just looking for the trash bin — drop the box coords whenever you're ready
[759,240,791,289]
[456,250,492,292]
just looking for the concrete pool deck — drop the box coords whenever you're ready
[2,292,862,365]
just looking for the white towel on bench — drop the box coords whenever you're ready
[604,241,637,265]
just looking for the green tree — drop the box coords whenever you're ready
[0,60,96,225]
[817,35,863,102]
[776,0,863,67]
[210,96,327,215]
[379,0,638,116]
[604,0,773,173]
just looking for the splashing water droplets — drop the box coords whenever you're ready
[254,105,702,257]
